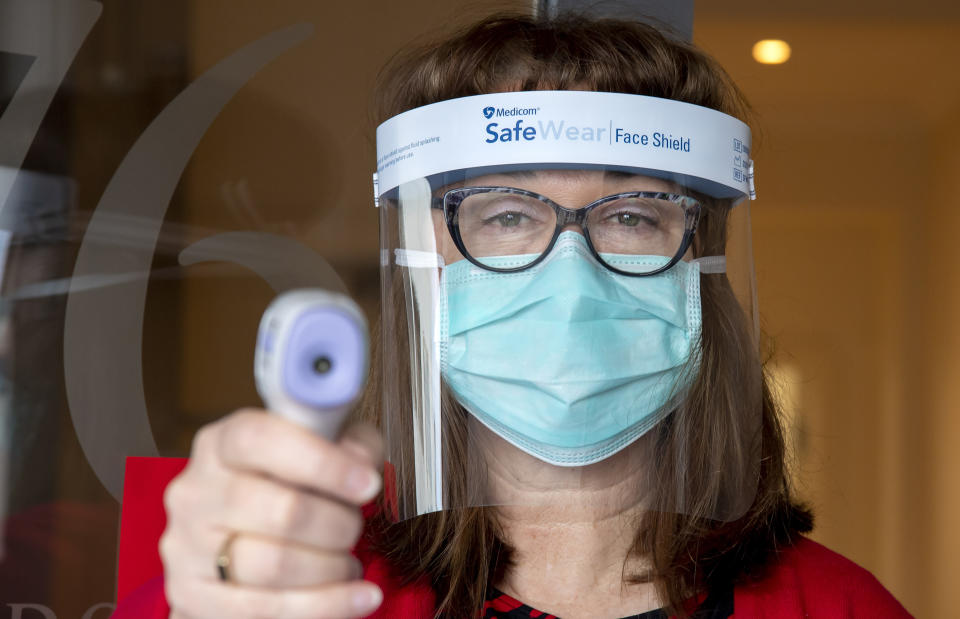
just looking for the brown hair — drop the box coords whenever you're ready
[360,12,812,617]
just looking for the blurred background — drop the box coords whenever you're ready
[0,0,956,617]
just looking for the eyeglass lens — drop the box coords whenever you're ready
[452,190,690,274]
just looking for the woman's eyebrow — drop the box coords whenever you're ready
[602,170,683,192]
[491,170,538,181]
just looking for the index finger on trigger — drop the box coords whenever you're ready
[215,411,382,505]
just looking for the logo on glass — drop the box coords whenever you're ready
[482,106,495,119]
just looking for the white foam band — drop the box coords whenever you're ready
[375,91,755,202]
[692,255,727,274]
[395,248,445,269]
[397,248,724,276]
[396,249,725,273]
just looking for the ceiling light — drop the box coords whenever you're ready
[752,39,791,65]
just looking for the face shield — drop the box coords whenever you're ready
[376,91,761,522]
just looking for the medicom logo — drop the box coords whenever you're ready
[481,105,540,118]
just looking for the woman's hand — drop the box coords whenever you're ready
[160,409,384,619]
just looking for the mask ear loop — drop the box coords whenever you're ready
[398,179,444,514]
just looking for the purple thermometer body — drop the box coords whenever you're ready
[255,290,369,439]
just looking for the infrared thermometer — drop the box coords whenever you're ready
[254,290,369,439]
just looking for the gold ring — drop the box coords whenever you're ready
[215,532,239,583]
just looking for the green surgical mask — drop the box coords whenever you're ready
[440,231,703,466]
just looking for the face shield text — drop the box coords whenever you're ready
[484,119,609,143]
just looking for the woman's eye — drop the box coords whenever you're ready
[610,209,657,228]
[493,211,525,227]
[476,201,540,227]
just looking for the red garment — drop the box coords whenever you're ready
[111,457,913,619]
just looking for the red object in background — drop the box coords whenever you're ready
[116,457,187,603]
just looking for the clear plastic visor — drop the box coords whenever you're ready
[377,164,762,522]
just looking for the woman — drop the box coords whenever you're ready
[117,13,911,619]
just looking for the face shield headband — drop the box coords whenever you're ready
[374,90,756,207]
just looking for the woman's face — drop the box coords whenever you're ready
[426,169,699,500]
[432,169,691,267]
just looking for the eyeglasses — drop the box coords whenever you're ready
[434,186,701,277]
